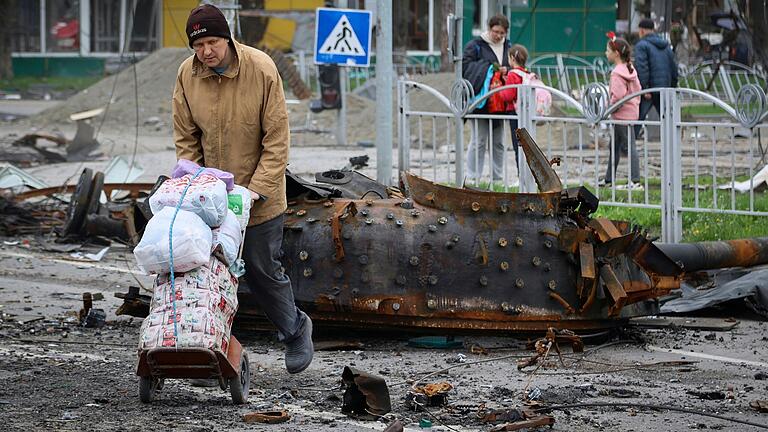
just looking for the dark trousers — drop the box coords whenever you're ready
[605,124,640,183]
[242,214,304,341]
[634,92,661,138]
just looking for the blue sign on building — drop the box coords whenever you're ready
[314,7,372,67]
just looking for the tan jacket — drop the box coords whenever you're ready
[172,40,289,226]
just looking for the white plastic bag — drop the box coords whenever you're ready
[133,207,212,274]
[149,173,228,227]
[227,185,252,230]
[211,209,243,266]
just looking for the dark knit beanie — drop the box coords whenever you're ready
[638,18,655,30]
[186,4,231,47]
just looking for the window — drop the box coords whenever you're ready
[91,0,120,52]
[128,0,160,52]
[11,1,41,52]
[47,0,80,52]
[394,0,444,53]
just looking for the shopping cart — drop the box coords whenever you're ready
[136,335,250,404]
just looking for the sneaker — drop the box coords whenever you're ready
[284,311,314,374]
[598,178,611,187]
[616,182,644,191]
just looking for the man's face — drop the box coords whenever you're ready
[192,36,229,68]
[638,28,651,38]
[489,25,507,44]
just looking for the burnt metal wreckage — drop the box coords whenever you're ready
[7,128,766,332]
[237,129,768,333]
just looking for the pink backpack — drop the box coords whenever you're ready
[512,69,552,116]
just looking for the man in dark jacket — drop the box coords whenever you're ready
[462,14,512,182]
[634,18,678,137]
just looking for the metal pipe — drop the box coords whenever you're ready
[656,237,768,272]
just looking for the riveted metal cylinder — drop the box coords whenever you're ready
[532,256,542,267]
[409,256,420,266]
[360,209,369,216]
[501,302,510,312]
[471,202,481,212]
[515,278,525,288]
[428,275,438,285]
[543,239,553,249]
[303,268,313,278]
[358,255,369,265]
[392,302,401,311]
[365,218,373,225]
[547,280,557,290]
[428,224,437,232]
[401,198,414,209]
[285,208,295,215]
[411,209,420,218]
[323,201,333,207]
[498,237,508,247]
[396,220,404,227]
[451,234,460,243]
[299,250,309,261]
[499,261,509,271]
[515,237,524,247]
[426,298,437,310]
[306,217,317,223]
[365,199,374,206]
[386,213,394,220]
[296,209,307,216]
[479,275,488,286]
[437,216,448,225]
[543,263,551,272]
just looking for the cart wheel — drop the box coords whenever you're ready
[229,352,250,404]
[139,376,159,403]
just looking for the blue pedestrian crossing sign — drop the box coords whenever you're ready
[314,7,372,67]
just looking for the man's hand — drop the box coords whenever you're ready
[250,190,260,201]
[643,93,652,100]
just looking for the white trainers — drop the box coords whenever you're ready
[616,182,644,191]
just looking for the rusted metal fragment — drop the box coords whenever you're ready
[600,264,628,316]
[516,128,563,193]
[242,410,290,424]
[589,218,622,242]
[341,366,391,419]
[549,292,576,315]
[401,172,561,215]
[578,242,596,298]
[656,237,768,272]
[331,201,357,262]
[489,415,556,432]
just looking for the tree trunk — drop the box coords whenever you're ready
[0,0,16,80]
[439,0,454,72]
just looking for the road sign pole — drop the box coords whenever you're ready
[375,0,393,185]
[337,67,348,146]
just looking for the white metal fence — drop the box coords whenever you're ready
[397,78,768,242]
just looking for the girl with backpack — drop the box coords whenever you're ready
[603,33,643,190]
[499,44,531,168]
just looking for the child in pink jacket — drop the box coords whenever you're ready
[604,34,643,190]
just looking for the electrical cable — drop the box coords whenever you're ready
[359,189,385,199]
[534,402,768,429]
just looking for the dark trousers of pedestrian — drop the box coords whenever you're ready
[509,116,520,168]
[241,214,305,341]
[605,124,640,184]
[634,92,661,138]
